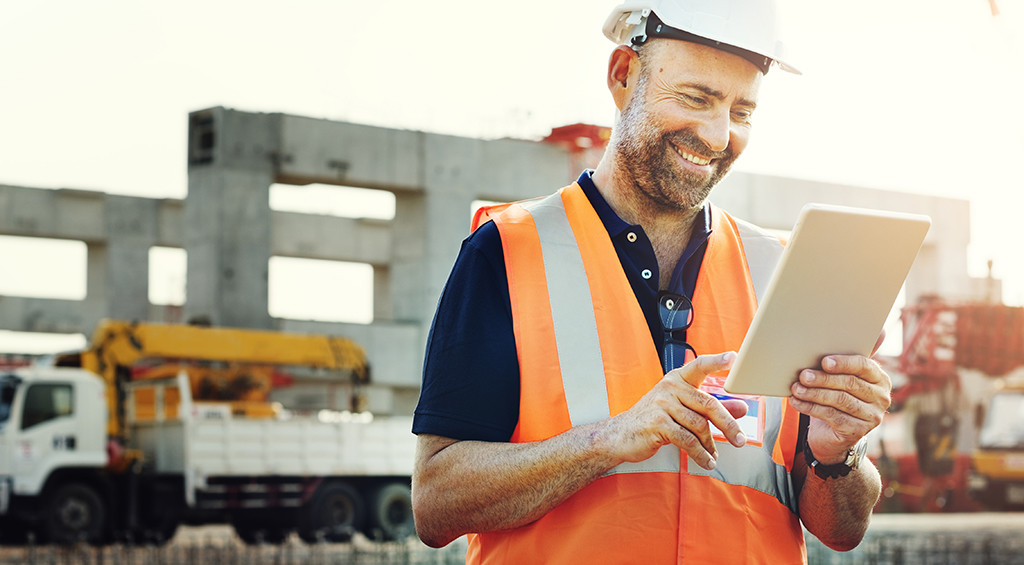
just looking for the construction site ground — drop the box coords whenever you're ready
[0,515,1022,564]
[806,512,1024,564]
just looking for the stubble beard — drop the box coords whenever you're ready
[613,72,740,214]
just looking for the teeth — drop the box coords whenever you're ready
[673,144,712,166]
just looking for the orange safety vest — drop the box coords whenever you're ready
[467,183,806,565]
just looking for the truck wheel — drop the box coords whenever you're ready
[45,482,106,545]
[298,482,365,543]
[365,482,414,541]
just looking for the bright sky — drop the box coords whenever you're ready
[1,0,1023,352]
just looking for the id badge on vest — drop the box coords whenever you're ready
[700,376,766,446]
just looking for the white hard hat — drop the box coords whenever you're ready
[603,0,800,75]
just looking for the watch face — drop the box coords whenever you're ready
[847,439,868,469]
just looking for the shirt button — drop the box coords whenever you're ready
[627,232,637,243]
[641,269,652,280]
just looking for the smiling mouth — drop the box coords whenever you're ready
[671,142,713,167]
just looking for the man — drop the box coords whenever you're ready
[412,1,891,563]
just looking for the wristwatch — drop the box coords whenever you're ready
[803,438,868,479]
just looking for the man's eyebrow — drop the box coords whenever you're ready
[681,83,757,108]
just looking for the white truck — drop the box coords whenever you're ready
[0,321,417,546]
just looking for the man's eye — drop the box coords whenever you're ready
[732,109,753,122]
[683,94,707,106]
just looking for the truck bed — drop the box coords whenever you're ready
[125,376,416,480]
[131,412,416,478]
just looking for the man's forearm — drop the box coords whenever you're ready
[412,355,749,548]
[412,426,617,548]
[796,458,881,551]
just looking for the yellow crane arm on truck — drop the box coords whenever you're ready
[56,319,370,438]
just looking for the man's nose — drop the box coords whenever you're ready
[694,110,731,154]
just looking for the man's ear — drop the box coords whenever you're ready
[607,45,641,112]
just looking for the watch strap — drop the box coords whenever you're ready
[804,441,859,479]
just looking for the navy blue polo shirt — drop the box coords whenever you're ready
[413,171,711,442]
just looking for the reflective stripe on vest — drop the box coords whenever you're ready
[472,183,806,564]
[519,195,611,427]
[734,216,785,304]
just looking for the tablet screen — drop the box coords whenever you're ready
[723,204,931,397]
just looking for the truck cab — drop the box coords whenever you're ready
[0,321,415,547]
[0,367,109,542]
[969,381,1024,510]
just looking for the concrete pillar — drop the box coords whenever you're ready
[389,192,428,324]
[103,196,157,321]
[417,134,481,326]
[85,243,108,317]
[373,265,392,321]
[185,108,278,329]
[425,190,474,314]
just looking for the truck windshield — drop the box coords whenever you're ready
[0,378,17,425]
[978,391,1024,450]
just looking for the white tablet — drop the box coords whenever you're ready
[723,203,931,397]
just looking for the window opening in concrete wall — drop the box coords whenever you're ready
[149,246,186,306]
[270,183,396,220]
[0,331,87,355]
[0,235,86,300]
[268,257,373,324]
